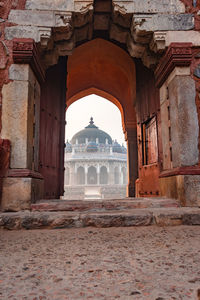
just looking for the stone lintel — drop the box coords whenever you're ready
[7,169,44,179]
[155,42,193,88]
[13,38,45,83]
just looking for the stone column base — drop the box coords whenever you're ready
[1,177,44,211]
[160,175,200,207]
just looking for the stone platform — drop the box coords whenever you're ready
[0,198,200,230]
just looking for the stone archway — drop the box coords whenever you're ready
[66,38,138,198]
[1,0,200,210]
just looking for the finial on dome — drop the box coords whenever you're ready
[89,117,94,125]
[85,116,98,129]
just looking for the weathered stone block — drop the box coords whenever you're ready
[160,175,200,207]
[160,176,185,206]
[132,14,194,36]
[154,210,183,226]
[2,65,40,170]
[9,64,35,82]
[1,177,43,212]
[184,175,200,207]
[168,76,199,167]
[165,31,200,46]
[5,26,39,41]
[113,0,185,14]
[183,213,200,225]
[8,10,55,27]
[25,0,74,11]
[1,81,31,168]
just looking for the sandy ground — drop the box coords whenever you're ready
[0,226,200,300]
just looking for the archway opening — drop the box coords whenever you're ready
[39,38,138,200]
[63,94,128,200]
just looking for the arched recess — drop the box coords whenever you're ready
[77,166,85,185]
[114,167,120,184]
[100,166,108,185]
[66,38,138,197]
[87,166,97,185]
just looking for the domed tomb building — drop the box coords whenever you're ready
[64,118,127,199]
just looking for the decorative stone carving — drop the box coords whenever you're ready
[56,38,75,56]
[75,2,93,14]
[110,23,128,44]
[53,14,73,42]
[13,38,45,83]
[44,49,59,67]
[55,11,72,28]
[150,31,167,53]
[142,50,158,69]
[38,27,51,48]
[127,35,146,58]
[113,3,127,15]
[155,43,193,88]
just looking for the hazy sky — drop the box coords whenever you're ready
[65,94,126,145]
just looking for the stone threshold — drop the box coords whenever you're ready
[0,207,200,230]
[31,197,180,212]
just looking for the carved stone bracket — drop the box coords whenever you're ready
[77,2,93,14]
[55,11,72,28]
[38,27,51,48]
[155,42,193,88]
[13,38,45,83]
[150,31,167,53]
[113,3,127,15]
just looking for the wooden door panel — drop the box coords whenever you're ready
[39,57,67,199]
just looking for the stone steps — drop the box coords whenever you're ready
[1,207,200,230]
[31,197,180,212]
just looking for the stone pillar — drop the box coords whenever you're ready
[85,165,88,185]
[0,39,45,211]
[156,43,200,206]
[125,128,138,197]
[69,164,75,186]
[97,165,100,185]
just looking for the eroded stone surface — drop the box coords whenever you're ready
[0,226,200,299]
[1,207,200,229]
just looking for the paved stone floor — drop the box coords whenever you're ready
[0,226,200,300]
